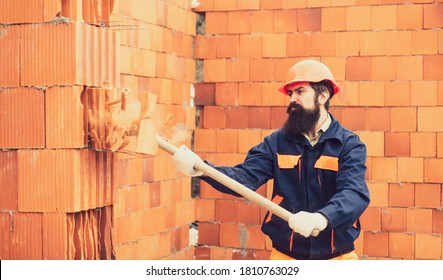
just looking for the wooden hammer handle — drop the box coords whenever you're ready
[156,136,320,237]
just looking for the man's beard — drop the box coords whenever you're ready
[282,102,320,138]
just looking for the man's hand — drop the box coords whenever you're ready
[288,211,328,238]
[173,145,204,177]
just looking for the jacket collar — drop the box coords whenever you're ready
[282,113,344,145]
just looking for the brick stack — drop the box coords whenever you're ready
[193,0,443,260]
[0,0,197,260]
[109,0,197,260]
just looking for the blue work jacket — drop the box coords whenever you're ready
[201,114,370,259]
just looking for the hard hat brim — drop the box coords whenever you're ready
[278,79,340,96]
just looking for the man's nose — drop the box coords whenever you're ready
[290,94,298,103]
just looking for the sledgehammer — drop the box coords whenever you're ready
[156,135,320,238]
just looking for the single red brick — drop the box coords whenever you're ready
[250,59,273,82]
[298,8,321,32]
[412,30,439,55]
[46,86,86,148]
[248,107,271,129]
[386,30,412,56]
[194,83,216,106]
[424,158,443,183]
[371,56,396,81]
[371,157,397,182]
[251,10,273,33]
[262,82,288,106]
[366,108,391,131]
[346,6,372,31]
[274,9,298,33]
[389,232,415,259]
[415,183,441,208]
[433,210,443,234]
[341,107,366,130]
[270,107,287,129]
[237,201,261,225]
[0,88,45,148]
[204,59,227,82]
[358,132,384,158]
[194,128,217,152]
[372,5,397,30]
[238,130,262,153]
[198,223,220,246]
[364,232,389,257]
[216,35,239,58]
[397,56,423,80]
[367,182,389,207]
[239,34,262,58]
[0,25,19,87]
[335,32,359,56]
[195,199,215,222]
[262,34,287,58]
[384,81,411,107]
[219,223,241,248]
[407,208,433,233]
[385,132,410,157]
[424,3,443,29]
[226,107,249,129]
[415,233,442,260]
[391,107,416,132]
[398,4,423,29]
[360,207,381,231]
[411,132,436,157]
[381,207,407,232]
[359,81,385,107]
[0,151,18,211]
[418,107,443,132]
[228,11,252,34]
[226,59,250,82]
[194,35,217,59]
[216,129,238,153]
[287,33,311,57]
[322,7,346,31]
[346,57,371,81]
[423,55,443,80]
[398,157,424,183]
[216,83,239,105]
[206,12,228,34]
[389,183,415,207]
[310,32,335,56]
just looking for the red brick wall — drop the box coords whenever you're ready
[1,0,443,260]
[193,0,443,260]
[0,0,196,260]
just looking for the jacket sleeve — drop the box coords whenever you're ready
[200,136,275,197]
[317,135,370,229]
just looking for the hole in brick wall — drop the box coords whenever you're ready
[67,207,115,260]
[195,13,205,83]
[196,13,205,35]
[189,222,198,247]
[192,12,206,200]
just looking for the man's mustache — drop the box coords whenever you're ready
[286,102,304,114]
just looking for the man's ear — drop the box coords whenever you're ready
[318,90,329,105]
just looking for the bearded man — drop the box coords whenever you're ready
[173,60,370,260]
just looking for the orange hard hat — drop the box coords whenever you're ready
[278,59,340,96]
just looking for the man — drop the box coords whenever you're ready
[173,59,370,260]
